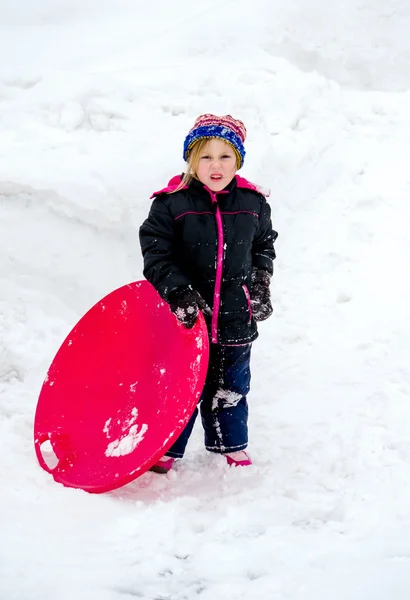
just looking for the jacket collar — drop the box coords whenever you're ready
[151,174,269,198]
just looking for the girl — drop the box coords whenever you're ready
[139,114,278,473]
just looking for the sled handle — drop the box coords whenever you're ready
[35,431,75,475]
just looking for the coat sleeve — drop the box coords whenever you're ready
[252,197,278,275]
[139,197,192,302]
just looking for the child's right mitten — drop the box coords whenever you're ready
[169,286,208,329]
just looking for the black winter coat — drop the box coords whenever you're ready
[139,174,278,345]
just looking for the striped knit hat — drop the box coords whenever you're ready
[183,114,247,169]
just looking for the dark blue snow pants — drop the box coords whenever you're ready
[166,344,252,458]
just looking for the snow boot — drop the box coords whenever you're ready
[225,451,252,467]
[149,456,175,474]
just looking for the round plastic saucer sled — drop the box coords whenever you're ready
[34,281,209,493]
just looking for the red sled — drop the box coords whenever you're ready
[34,280,209,493]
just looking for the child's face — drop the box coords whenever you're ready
[195,139,237,192]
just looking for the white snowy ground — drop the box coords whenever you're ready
[1,1,410,598]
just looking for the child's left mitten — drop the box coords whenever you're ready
[250,268,273,322]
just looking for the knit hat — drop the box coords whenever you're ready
[183,114,247,169]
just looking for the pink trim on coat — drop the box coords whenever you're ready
[175,211,213,220]
[151,175,187,198]
[221,210,259,218]
[242,284,252,323]
[235,175,271,197]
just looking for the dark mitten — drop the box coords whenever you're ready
[169,286,208,329]
[250,268,273,322]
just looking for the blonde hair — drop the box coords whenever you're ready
[172,138,239,193]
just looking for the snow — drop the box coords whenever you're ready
[212,390,243,410]
[104,408,148,458]
[1,0,410,598]
[105,422,148,458]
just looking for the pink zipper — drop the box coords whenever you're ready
[204,187,228,343]
[242,284,252,323]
